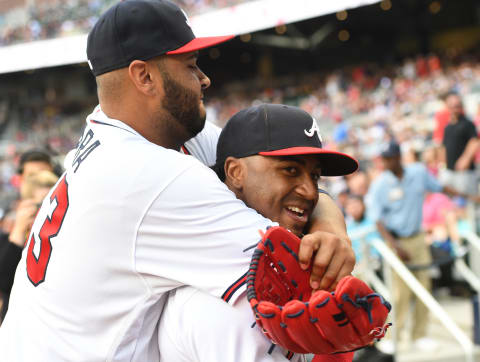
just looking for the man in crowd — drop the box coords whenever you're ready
[367,141,477,352]
[0,149,57,321]
[440,92,479,195]
[0,1,358,360]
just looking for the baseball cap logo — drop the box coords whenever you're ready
[304,117,322,142]
[181,9,192,28]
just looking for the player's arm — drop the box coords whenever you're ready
[136,163,351,302]
[299,191,355,291]
[158,287,304,362]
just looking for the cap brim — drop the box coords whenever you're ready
[259,147,359,176]
[167,35,235,54]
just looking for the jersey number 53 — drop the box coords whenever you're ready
[26,174,69,286]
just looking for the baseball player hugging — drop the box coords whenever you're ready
[159,104,390,362]
[0,1,389,361]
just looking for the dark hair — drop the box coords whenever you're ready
[443,90,459,100]
[17,150,53,175]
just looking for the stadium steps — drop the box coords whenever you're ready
[396,295,480,362]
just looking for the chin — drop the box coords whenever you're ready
[288,225,304,237]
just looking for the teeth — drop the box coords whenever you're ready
[287,206,304,215]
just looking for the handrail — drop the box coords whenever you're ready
[348,225,477,362]
[460,230,480,254]
[455,259,480,293]
[369,238,475,362]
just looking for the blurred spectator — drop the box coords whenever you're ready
[422,192,463,295]
[2,150,56,234]
[345,194,379,264]
[345,171,370,197]
[0,0,250,46]
[0,170,59,322]
[422,145,442,177]
[439,92,479,195]
[366,141,470,353]
[432,92,450,145]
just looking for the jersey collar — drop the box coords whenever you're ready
[87,105,142,138]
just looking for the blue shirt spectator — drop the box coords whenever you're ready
[367,162,443,237]
[345,194,380,262]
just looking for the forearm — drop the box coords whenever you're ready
[460,138,479,163]
[375,221,396,247]
[308,192,350,244]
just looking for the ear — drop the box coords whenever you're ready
[224,157,246,191]
[127,60,159,96]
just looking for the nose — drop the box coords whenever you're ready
[199,68,211,90]
[295,175,318,204]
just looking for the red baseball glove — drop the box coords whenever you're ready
[246,226,391,355]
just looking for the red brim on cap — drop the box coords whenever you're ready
[259,147,359,176]
[167,35,235,54]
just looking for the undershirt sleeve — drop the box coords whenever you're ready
[183,121,221,166]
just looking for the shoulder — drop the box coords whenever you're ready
[405,163,427,179]
[407,162,426,172]
[369,172,389,190]
[183,121,221,166]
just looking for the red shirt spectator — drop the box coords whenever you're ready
[433,108,450,144]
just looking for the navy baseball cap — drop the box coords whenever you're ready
[380,141,401,158]
[87,0,234,76]
[214,104,358,177]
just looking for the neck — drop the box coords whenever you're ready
[101,102,188,150]
[450,112,462,124]
[392,166,403,178]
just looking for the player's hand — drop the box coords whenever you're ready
[298,230,356,291]
[247,227,391,356]
[9,199,39,247]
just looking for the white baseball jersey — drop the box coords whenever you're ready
[175,119,305,361]
[0,106,276,361]
[158,286,306,362]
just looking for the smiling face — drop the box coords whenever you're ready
[227,154,321,236]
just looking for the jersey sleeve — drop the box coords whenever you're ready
[158,287,304,362]
[135,162,277,302]
[182,121,221,166]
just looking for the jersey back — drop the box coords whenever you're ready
[0,108,272,361]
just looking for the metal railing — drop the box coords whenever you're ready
[350,225,479,362]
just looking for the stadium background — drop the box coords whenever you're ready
[1,0,480,361]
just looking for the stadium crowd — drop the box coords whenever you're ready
[0,51,479,358]
[0,0,248,46]
[2,53,480,212]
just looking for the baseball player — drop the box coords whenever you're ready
[158,104,360,362]
[0,1,356,361]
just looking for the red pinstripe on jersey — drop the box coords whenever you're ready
[181,145,190,155]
